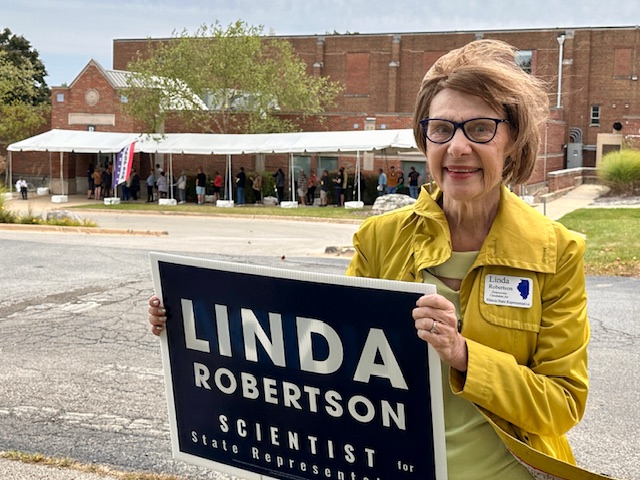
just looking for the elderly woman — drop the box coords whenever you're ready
[148,40,591,479]
[346,39,589,478]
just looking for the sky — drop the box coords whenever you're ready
[3,0,640,87]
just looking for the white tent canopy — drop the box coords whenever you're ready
[7,128,418,199]
[8,128,417,155]
[8,129,140,153]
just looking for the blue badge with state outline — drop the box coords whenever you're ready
[483,274,533,308]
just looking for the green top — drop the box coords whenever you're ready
[423,252,532,479]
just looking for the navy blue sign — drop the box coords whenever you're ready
[151,253,446,480]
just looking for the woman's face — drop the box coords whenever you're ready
[425,89,513,207]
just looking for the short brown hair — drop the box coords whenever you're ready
[412,39,549,185]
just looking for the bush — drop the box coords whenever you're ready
[599,149,640,195]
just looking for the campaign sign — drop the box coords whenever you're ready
[150,252,446,480]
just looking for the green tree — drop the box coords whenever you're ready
[0,28,50,105]
[0,29,50,146]
[121,20,343,134]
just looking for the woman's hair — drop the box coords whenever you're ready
[412,39,549,185]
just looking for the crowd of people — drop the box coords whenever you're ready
[81,161,422,206]
[377,165,422,199]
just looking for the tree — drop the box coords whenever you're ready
[0,28,50,105]
[0,29,50,146]
[121,21,343,134]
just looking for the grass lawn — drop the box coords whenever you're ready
[558,208,640,277]
[73,201,373,221]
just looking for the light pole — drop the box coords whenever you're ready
[556,35,565,109]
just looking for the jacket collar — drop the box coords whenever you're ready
[411,185,558,274]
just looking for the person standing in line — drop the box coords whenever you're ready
[333,167,345,206]
[236,167,246,205]
[273,168,285,204]
[306,169,318,205]
[145,170,155,202]
[212,171,223,203]
[175,171,187,204]
[156,171,169,199]
[377,168,387,196]
[121,173,131,201]
[86,164,95,199]
[251,172,262,204]
[396,169,406,195]
[130,169,140,201]
[102,164,113,198]
[16,177,28,200]
[195,167,207,205]
[297,168,308,205]
[93,166,103,201]
[319,169,331,206]
[386,165,398,194]
[354,170,366,201]
[408,166,422,199]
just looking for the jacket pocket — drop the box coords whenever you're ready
[476,273,542,333]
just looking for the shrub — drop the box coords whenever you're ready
[598,149,640,195]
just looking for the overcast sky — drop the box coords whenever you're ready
[3,0,640,87]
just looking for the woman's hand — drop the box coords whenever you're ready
[148,295,166,336]
[412,293,468,372]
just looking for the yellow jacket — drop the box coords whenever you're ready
[346,185,589,463]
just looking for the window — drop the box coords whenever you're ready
[318,156,338,174]
[56,93,64,102]
[120,95,128,103]
[515,50,533,74]
[293,156,311,179]
[590,105,601,126]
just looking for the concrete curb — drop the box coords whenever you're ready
[0,223,167,236]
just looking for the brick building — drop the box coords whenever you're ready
[12,26,640,197]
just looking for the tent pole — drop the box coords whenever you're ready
[227,154,233,202]
[290,153,294,202]
[169,153,174,200]
[60,152,64,195]
[7,151,12,189]
[48,152,52,191]
[356,151,361,202]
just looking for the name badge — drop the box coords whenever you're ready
[484,274,533,308]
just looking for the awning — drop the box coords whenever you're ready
[8,128,418,155]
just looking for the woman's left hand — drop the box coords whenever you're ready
[413,293,468,372]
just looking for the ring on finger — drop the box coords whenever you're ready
[429,320,437,334]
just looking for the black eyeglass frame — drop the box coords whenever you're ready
[419,117,509,144]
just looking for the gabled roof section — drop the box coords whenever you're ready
[68,59,113,89]
[68,59,207,111]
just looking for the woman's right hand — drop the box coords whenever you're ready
[148,295,167,336]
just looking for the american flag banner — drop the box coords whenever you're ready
[112,142,136,191]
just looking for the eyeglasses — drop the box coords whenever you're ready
[419,117,509,144]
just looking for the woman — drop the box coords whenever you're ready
[345,39,589,478]
[92,166,103,201]
[212,171,223,202]
[306,169,318,205]
[156,171,168,199]
[273,168,285,203]
[148,40,591,478]
[175,171,187,204]
[251,172,262,204]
